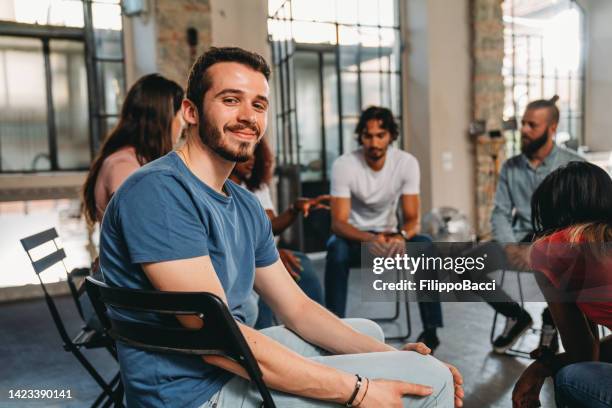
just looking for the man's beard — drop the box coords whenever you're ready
[521,128,549,158]
[198,115,259,163]
[365,147,386,161]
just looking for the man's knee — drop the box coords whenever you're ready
[397,353,454,406]
[326,235,351,264]
[342,318,385,342]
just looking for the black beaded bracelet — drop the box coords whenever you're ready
[345,374,363,407]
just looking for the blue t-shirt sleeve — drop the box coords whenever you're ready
[117,173,209,263]
[253,199,279,268]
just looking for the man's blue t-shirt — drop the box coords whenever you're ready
[99,151,278,408]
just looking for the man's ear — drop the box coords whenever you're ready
[182,99,199,127]
[548,121,558,136]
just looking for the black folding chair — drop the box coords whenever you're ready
[20,228,123,407]
[370,268,412,341]
[85,277,276,408]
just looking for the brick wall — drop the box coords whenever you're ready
[156,0,212,86]
[471,0,506,239]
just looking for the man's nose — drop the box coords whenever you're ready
[237,105,257,126]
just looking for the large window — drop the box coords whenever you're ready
[0,0,125,172]
[267,0,401,251]
[503,0,584,155]
[268,0,402,182]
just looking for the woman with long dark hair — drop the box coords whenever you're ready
[513,161,612,408]
[82,73,184,225]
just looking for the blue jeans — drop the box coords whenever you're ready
[324,234,443,329]
[555,362,612,407]
[201,319,454,407]
[255,251,324,329]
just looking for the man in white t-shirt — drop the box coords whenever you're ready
[326,106,443,349]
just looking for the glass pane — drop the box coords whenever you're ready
[95,28,123,59]
[335,0,357,24]
[0,0,84,27]
[338,26,359,71]
[390,29,401,72]
[92,2,122,30]
[0,36,50,171]
[292,21,336,44]
[50,39,90,169]
[342,117,358,154]
[292,0,335,22]
[295,52,322,182]
[379,0,398,27]
[340,72,359,116]
[268,0,285,17]
[97,61,125,114]
[322,53,340,177]
[358,0,379,26]
[103,115,118,138]
[361,72,382,108]
[390,73,401,114]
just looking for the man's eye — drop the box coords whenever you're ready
[254,103,267,111]
[223,97,239,104]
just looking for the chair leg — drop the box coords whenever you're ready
[374,269,412,341]
[69,347,117,406]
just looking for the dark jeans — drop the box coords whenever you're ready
[555,362,612,408]
[255,251,324,329]
[324,234,443,329]
[455,241,526,318]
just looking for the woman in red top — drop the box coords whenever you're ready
[513,161,612,408]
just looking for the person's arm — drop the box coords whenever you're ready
[256,258,395,354]
[400,194,421,240]
[255,258,464,407]
[143,256,434,406]
[512,269,599,408]
[330,196,377,242]
[490,164,517,243]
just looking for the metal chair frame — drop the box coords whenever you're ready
[85,277,276,408]
[20,228,123,407]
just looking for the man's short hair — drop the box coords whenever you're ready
[186,47,271,115]
[355,106,399,144]
[525,95,560,125]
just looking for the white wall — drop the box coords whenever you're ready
[404,0,475,224]
[581,0,612,152]
[209,0,270,62]
[122,8,157,87]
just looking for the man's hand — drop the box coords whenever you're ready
[361,379,433,408]
[369,233,390,257]
[445,362,464,407]
[278,249,302,281]
[400,345,464,407]
[401,342,431,355]
[512,362,548,408]
[293,195,331,217]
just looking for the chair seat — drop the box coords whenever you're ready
[69,326,113,349]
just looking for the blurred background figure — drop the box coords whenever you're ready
[82,73,184,226]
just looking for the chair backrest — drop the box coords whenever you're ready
[20,228,85,343]
[85,277,276,408]
[21,228,66,275]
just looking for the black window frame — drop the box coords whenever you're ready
[0,0,126,173]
